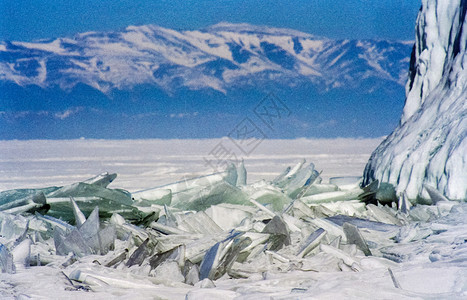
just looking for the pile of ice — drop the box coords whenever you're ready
[1,162,466,298]
[363,0,467,201]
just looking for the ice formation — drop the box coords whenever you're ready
[363,0,467,201]
[0,161,466,298]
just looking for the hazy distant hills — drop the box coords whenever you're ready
[0,23,413,139]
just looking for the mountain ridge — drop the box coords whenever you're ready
[1,22,412,95]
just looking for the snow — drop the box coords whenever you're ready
[14,40,67,55]
[183,31,233,61]
[363,0,467,201]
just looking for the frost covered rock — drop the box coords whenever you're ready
[363,0,467,201]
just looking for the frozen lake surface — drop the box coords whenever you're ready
[0,138,383,191]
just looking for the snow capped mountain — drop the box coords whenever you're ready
[363,0,467,201]
[0,23,411,94]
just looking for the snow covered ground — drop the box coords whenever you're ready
[1,138,466,299]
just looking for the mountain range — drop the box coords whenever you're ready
[0,23,413,139]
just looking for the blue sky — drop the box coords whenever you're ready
[1,0,421,41]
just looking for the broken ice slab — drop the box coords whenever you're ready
[262,216,291,251]
[0,192,49,215]
[366,204,403,226]
[301,183,339,197]
[131,189,171,206]
[70,197,86,227]
[297,228,326,258]
[79,207,100,248]
[424,184,450,204]
[273,159,306,188]
[326,215,399,232]
[46,182,143,221]
[380,242,425,263]
[343,222,372,256]
[0,175,146,221]
[143,166,238,201]
[238,232,270,256]
[329,176,362,190]
[176,211,223,235]
[126,238,152,267]
[242,181,292,211]
[172,180,248,211]
[154,233,228,263]
[315,200,367,217]
[374,183,398,205]
[0,213,47,245]
[304,217,346,241]
[289,199,316,219]
[319,244,361,271]
[82,172,117,188]
[358,180,379,204]
[0,243,15,273]
[394,223,432,243]
[54,227,93,257]
[301,188,363,204]
[68,267,192,291]
[281,163,320,198]
[272,166,291,184]
[183,260,200,285]
[151,222,189,236]
[36,213,75,232]
[398,192,411,214]
[0,187,58,207]
[205,204,256,231]
[54,207,116,257]
[236,160,247,186]
[150,260,185,283]
[149,245,185,271]
[47,182,131,204]
[358,181,398,206]
[272,160,321,199]
[46,182,133,205]
[199,232,251,280]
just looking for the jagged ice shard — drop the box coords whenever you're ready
[363,0,467,201]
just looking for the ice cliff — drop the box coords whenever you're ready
[363,0,467,201]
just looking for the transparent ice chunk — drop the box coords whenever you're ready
[132,189,171,206]
[46,182,140,221]
[236,160,247,186]
[0,192,48,215]
[261,216,291,251]
[343,222,372,256]
[70,197,86,227]
[83,172,117,188]
[297,228,326,258]
[126,238,151,267]
[199,231,249,280]
[242,181,292,211]
[0,243,15,273]
[173,181,248,211]
[177,211,223,235]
